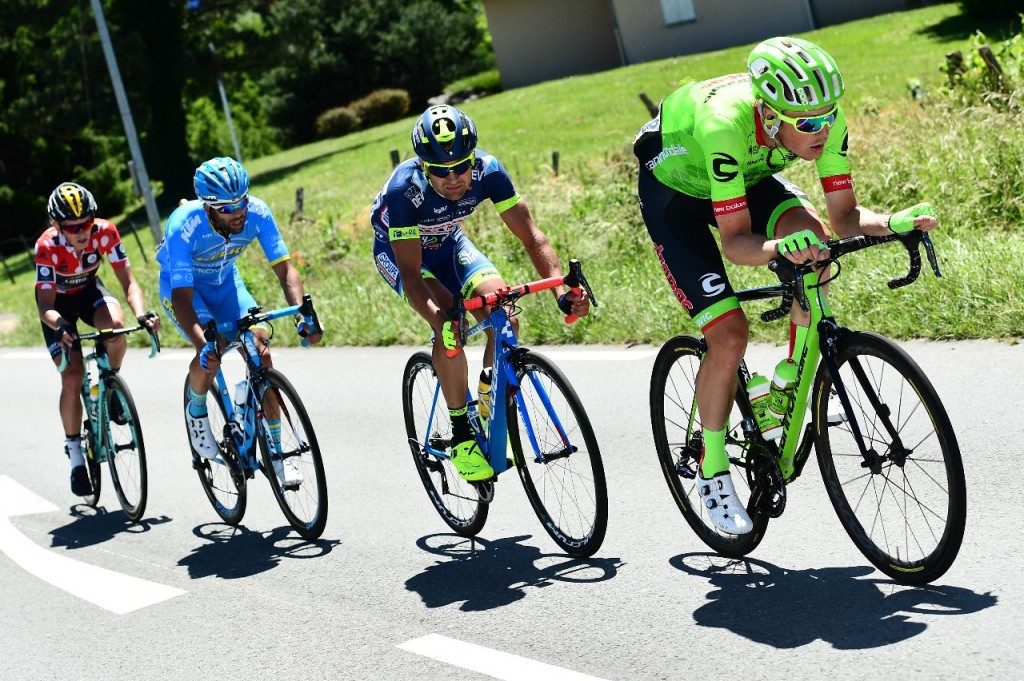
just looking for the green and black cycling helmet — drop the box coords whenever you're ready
[411,105,478,165]
[748,37,844,112]
[47,181,97,222]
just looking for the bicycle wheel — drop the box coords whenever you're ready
[103,374,147,522]
[255,368,328,540]
[649,335,769,557]
[509,351,608,558]
[402,351,488,536]
[183,377,247,525]
[813,331,966,585]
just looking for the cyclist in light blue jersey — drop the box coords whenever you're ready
[157,157,322,487]
[371,105,590,482]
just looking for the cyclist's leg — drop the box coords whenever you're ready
[640,169,751,534]
[751,175,828,355]
[85,280,128,370]
[449,228,506,370]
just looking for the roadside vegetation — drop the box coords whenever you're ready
[1,3,1021,347]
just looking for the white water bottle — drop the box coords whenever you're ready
[233,379,248,421]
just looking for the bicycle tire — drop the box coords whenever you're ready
[103,374,148,522]
[813,331,966,585]
[402,351,488,536]
[255,368,328,540]
[649,335,769,557]
[80,425,102,507]
[508,351,608,557]
[183,377,247,525]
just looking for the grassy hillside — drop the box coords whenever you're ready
[2,2,1021,348]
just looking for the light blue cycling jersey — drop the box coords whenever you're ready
[156,197,290,290]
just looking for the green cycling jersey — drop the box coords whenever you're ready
[636,73,853,216]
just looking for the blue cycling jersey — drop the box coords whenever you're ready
[369,149,520,249]
[157,198,290,289]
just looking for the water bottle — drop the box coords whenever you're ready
[477,368,493,420]
[768,359,799,421]
[746,373,782,440]
[233,379,248,422]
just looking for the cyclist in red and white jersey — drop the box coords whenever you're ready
[34,182,159,497]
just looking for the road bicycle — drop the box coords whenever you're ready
[650,231,966,585]
[402,259,608,557]
[58,317,160,521]
[184,296,328,540]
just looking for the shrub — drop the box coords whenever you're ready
[958,1,1020,19]
[348,89,411,129]
[444,69,503,98]
[941,25,1023,111]
[315,106,361,138]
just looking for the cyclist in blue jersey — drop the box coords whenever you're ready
[157,157,322,488]
[634,37,938,534]
[371,105,589,482]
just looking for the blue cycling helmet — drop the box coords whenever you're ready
[411,105,478,165]
[193,156,250,203]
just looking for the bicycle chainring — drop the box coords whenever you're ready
[745,442,787,518]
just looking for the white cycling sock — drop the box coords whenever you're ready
[65,436,84,468]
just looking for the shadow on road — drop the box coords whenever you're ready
[49,504,173,549]
[670,553,997,649]
[406,533,623,611]
[177,523,340,579]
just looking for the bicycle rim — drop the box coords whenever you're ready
[649,335,768,557]
[402,352,488,536]
[509,352,608,557]
[813,332,966,585]
[184,377,247,525]
[256,369,328,540]
[104,375,147,522]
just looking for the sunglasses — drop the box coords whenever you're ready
[770,106,837,134]
[207,196,249,214]
[60,218,94,234]
[423,152,475,178]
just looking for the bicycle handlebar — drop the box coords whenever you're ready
[203,295,321,361]
[759,230,941,323]
[444,259,598,357]
[57,321,161,373]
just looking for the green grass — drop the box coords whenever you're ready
[3,2,1022,347]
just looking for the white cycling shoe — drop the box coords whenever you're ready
[697,470,753,535]
[274,456,303,490]
[187,413,220,460]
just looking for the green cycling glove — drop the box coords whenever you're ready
[889,202,934,234]
[777,229,826,257]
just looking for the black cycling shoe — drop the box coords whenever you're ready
[70,465,93,496]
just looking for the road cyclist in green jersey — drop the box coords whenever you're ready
[370,105,590,482]
[633,36,939,535]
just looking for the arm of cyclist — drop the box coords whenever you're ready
[112,265,160,334]
[718,209,829,266]
[390,236,459,350]
[499,201,591,319]
[825,188,937,237]
[171,286,220,372]
[271,259,323,345]
[35,288,76,350]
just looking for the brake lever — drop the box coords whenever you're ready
[922,233,942,278]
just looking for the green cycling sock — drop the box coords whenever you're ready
[700,427,729,478]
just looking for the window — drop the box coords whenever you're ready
[660,0,696,25]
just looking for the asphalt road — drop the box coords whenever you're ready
[0,341,1020,680]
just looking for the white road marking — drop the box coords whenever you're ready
[0,475,186,614]
[398,634,609,681]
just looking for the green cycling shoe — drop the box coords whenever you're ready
[450,439,494,481]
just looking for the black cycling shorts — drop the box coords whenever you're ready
[38,279,119,358]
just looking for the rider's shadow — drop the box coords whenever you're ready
[406,533,623,612]
[178,524,340,580]
[49,504,173,550]
[670,553,997,649]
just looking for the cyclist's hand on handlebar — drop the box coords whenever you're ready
[294,313,322,346]
[198,340,219,372]
[776,229,830,265]
[889,202,937,234]
[557,289,590,321]
[137,311,161,334]
[441,319,462,357]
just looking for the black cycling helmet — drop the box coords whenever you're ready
[47,182,97,221]
[410,105,478,165]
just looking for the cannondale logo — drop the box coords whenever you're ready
[700,273,726,297]
[711,153,739,183]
